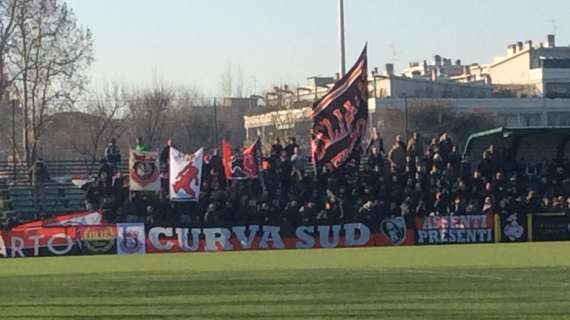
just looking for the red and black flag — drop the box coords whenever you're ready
[222,138,262,180]
[311,45,368,170]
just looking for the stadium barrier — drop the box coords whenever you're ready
[1,211,568,258]
[494,213,529,243]
[528,212,570,242]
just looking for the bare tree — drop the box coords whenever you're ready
[127,82,175,150]
[220,63,233,97]
[9,0,94,163]
[72,84,128,162]
[235,65,244,98]
[167,87,214,151]
[0,0,19,100]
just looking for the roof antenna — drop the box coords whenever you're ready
[551,19,558,36]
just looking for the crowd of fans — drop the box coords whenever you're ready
[76,132,570,228]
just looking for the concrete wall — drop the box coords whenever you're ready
[374,97,570,127]
[489,50,532,85]
[371,75,492,98]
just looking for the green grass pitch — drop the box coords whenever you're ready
[1,242,569,319]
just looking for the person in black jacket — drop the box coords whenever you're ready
[284,137,299,158]
[28,158,50,209]
[271,138,283,157]
[104,138,121,172]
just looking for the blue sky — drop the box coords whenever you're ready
[67,0,570,96]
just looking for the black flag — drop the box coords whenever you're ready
[311,45,368,170]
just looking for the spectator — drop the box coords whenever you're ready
[367,146,384,172]
[433,192,449,216]
[388,138,406,170]
[406,132,423,158]
[478,151,495,181]
[366,128,385,156]
[290,146,305,175]
[204,203,221,226]
[271,138,283,157]
[85,180,103,211]
[104,138,121,172]
[98,159,114,189]
[28,158,50,209]
[451,197,467,215]
[482,196,494,214]
[284,137,299,158]
[438,132,454,160]
[135,136,150,152]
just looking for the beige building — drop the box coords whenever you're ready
[402,55,466,80]
[244,97,570,149]
[369,72,492,99]
[244,34,570,147]
[455,35,570,98]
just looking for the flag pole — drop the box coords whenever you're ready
[337,0,346,77]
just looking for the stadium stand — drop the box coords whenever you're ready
[0,160,128,222]
[3,127,570,228]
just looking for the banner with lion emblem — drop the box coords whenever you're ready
[129,150,161,191]
[169,147,203,201]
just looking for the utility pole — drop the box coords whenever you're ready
[11,99,17,182]
[337,0,346,77]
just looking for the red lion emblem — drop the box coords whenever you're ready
[172,162,199,199]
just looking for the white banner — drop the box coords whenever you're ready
[169,147,203,201]
[116,223,146,255]
[44,211,103,227]
[0,232,6,257]
[129,150,161,192]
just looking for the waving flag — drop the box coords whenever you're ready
[169,147,203,201]
[311,45,368,170]
[222,138,261,180]
[11,211,104,229]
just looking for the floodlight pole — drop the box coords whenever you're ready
[337,0,346,77]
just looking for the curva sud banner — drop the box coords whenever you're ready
[146,217,415,253]
[415,214,494,245]
[1,217,414,257]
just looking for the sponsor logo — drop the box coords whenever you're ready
[117,223,146,255]
[120,230,142,253]
[82,227,115,253]
[503,214,524,241]
[380,217,407,246]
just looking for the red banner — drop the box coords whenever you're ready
[0,211,111,258]
[1,224,116,258]
[222,138,261,180]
